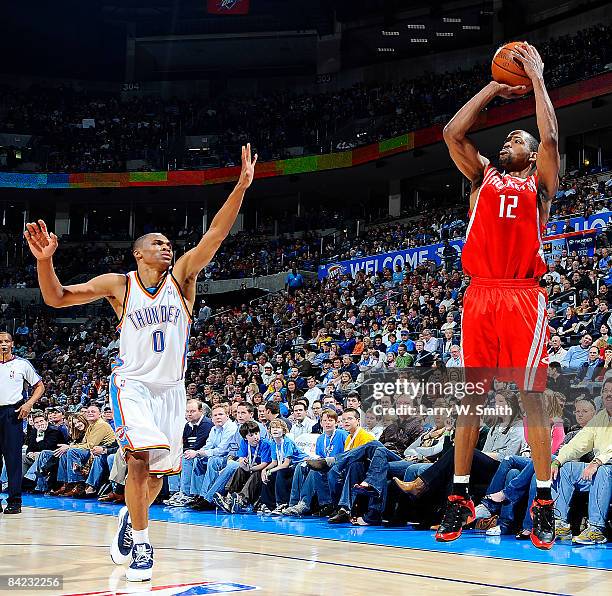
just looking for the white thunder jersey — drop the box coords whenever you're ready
[115,269,192,385]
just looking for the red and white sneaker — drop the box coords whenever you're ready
[529,498,556,550]
[435,495,476,542]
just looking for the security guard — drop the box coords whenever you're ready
[0,332,44,514]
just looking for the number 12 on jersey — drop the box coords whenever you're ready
[499,194,518,219]
[152,330,165,353]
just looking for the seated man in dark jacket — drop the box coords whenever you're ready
[574,346,604,383]
[164,399,213,505]
[23,412,64,480]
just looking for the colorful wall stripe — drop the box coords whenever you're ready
[1,72,611,191]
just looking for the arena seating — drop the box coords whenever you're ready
[1,167,611,539]
[0,24,609,173]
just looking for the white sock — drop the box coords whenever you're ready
[536,479,552,488]
[132,528,149,544]
[453,475,470,484]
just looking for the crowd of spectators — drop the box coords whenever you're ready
[2,203,611,542]
[0,171,610,288]
[0,25,610,173]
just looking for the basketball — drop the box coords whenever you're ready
[492,41,532,92]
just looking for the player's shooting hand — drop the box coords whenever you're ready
[512,43,544,83]
[236,143,258,190]
[493,81,529,99]
[24,220,59,261]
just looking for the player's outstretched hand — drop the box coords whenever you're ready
[24,219,59,261]
[493,81,529,99]
[511,43,544,83]
[237,142,258,190]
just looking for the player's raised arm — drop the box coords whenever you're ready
[513,43,559,207]
[24,220,125,309]
[443,81,525,186]
[174,143,257,283]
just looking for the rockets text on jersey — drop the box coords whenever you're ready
[462,164,547,280]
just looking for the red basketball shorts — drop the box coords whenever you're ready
[461,277,549,392]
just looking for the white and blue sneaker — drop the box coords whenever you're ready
[126,543,154,582]
[110,506,132,565]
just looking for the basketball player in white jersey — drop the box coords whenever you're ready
[24,144,257,581]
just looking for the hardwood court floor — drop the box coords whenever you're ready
[0,502,609,596]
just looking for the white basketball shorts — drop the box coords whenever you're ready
[109,372,185,476]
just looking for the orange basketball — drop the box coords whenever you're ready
[492,41,532,93]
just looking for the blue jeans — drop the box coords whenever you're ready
[554,462,612,528]
[66,448,91,483]
[196,456,227,499]
[57,452,69,482]
[403,462,432,481]
[202,459,240,502]
[24,450,54,492]
[168,473,180,493]
[388,460,413,480]
[181,455,207,496]
[333,441,400,474]
[86,454,110,489]
[289,463,310,505]
[338,461,365,510]
[260,466,296,509]
[293,469,331,509]
[485,455,532,507]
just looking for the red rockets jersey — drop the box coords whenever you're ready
[462,165,547,280]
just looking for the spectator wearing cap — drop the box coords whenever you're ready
[47,407,69,441]
[313,342,332,367]
[261,363,275,387]
[101,405,115,430]
[399,330,415,352]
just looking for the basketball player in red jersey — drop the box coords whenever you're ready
[437,43,559,549]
